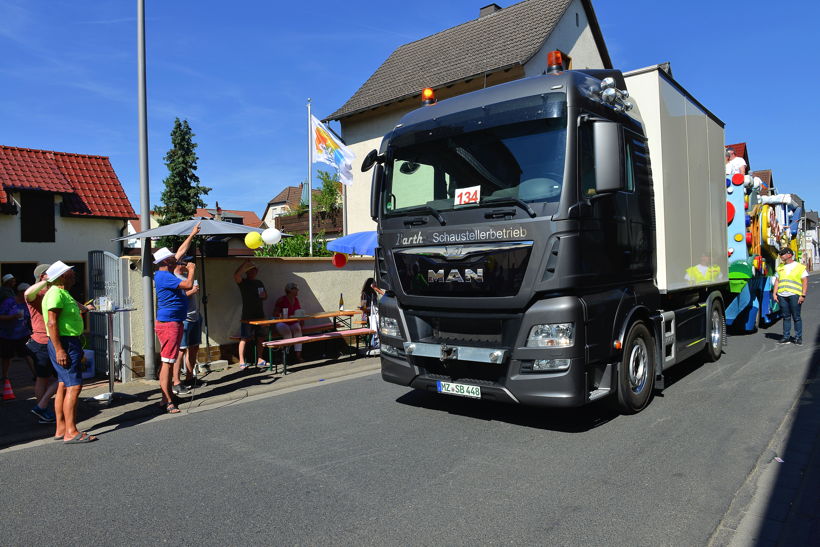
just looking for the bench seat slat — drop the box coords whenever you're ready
[262,328,375,348]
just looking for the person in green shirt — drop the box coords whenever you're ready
[43,261,96,444]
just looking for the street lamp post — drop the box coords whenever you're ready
[137,0,156,379]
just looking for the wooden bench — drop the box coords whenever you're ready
[263,327,376,374]
[231,321,336,371]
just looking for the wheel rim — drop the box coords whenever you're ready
[628,337,648,394]
[710,309,722,353]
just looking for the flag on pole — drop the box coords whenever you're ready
[310,115,355,185]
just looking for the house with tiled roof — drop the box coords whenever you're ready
[260,183,320,228]
[0,145,136,286]
[327,0,611,234]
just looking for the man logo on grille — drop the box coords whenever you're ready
[428,268,484,283]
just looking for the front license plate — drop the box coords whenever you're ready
[437,380,481,399]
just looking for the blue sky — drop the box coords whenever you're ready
[1,0,817,218]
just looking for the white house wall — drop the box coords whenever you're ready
[523,0,604,75]
[0,197,125,265]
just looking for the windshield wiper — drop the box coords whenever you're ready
[482,196,537,218]
[400,205,446,225]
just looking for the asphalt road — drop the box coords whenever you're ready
[2,279,818,546]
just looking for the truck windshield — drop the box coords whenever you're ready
[384,117,567,215]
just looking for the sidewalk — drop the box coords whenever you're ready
[0,353,380,451]
[711,336,820,545]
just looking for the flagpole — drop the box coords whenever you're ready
[307,98,313,256]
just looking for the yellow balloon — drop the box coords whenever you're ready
[244,231,262,249]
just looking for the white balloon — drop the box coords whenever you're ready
[261,228,282,245]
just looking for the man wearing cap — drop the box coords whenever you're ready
[43,261,96,443]
[153,222,200,413]
[233,259,268,369]
[25,264,59,423]
[773,247,809,345]
[1,273,16,302]
[725,147,747,176]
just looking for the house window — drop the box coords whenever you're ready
[20,191,55,242]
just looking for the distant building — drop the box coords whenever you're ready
[0,144,136,290]
[195,203,261,227]
[261,184,313,228]
[327,0,612,234]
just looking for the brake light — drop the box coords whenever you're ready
[421,87,436,106]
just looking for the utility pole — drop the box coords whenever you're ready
[137,0,156,379]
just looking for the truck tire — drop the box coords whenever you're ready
[703,299,724,362]
[616,322,655,414]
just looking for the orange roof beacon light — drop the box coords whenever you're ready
[421,87,437,106]
[547,50,565,74]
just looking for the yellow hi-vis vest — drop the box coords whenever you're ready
[686,265,721,284]
[776,263,807,296]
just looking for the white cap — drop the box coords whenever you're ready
[45,261,73,282]
[153,247,175,264]
[17,283,30,292]
[2,273,14,283]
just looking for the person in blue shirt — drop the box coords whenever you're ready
[153,222,200,413]
[0,284,35,384]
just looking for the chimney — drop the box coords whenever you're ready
[479,3,501,17]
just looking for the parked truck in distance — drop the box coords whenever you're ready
[362,52,728,414]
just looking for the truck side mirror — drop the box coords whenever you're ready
[361,149,382,172]
[370,164,384,221]
[593,121,625,193]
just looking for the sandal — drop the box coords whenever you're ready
[64,432,97,444]
[165,402,181,414]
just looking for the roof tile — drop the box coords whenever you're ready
[0,145,136,219]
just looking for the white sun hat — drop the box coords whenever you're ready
[153,247,175,264]
[45,261,73,282]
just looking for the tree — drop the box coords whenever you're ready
[155,118,211,248]
[314,170,342,218]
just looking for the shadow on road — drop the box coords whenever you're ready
[754,325,819,543]
[396,389,619,432]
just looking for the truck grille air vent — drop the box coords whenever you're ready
[542,238,560,281]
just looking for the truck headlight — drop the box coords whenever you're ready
[526,323,574,347]
[379,316,400,337]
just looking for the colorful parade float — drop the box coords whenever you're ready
[724,143,806,331]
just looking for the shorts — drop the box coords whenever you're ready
[0,337,29,360]
[47,336,84,387]
[240,322,260,340]
[155,321,183,364]
[180,318,202,349]
[26,339,55,378]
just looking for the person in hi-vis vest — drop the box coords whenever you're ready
[773,247,809,345]
[685,253,723,285]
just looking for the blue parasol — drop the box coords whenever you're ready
[327,231,378,256]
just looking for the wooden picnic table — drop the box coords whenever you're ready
[242,310,360,369]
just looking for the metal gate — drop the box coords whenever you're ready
[88,251,130,381]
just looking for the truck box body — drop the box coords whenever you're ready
[624,66,727,293]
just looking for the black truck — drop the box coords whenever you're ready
[362,56,728,413]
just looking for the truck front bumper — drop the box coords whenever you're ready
[381,352,588,407]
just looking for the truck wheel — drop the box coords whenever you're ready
[616,322,655,414]
[703,300,724,362]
